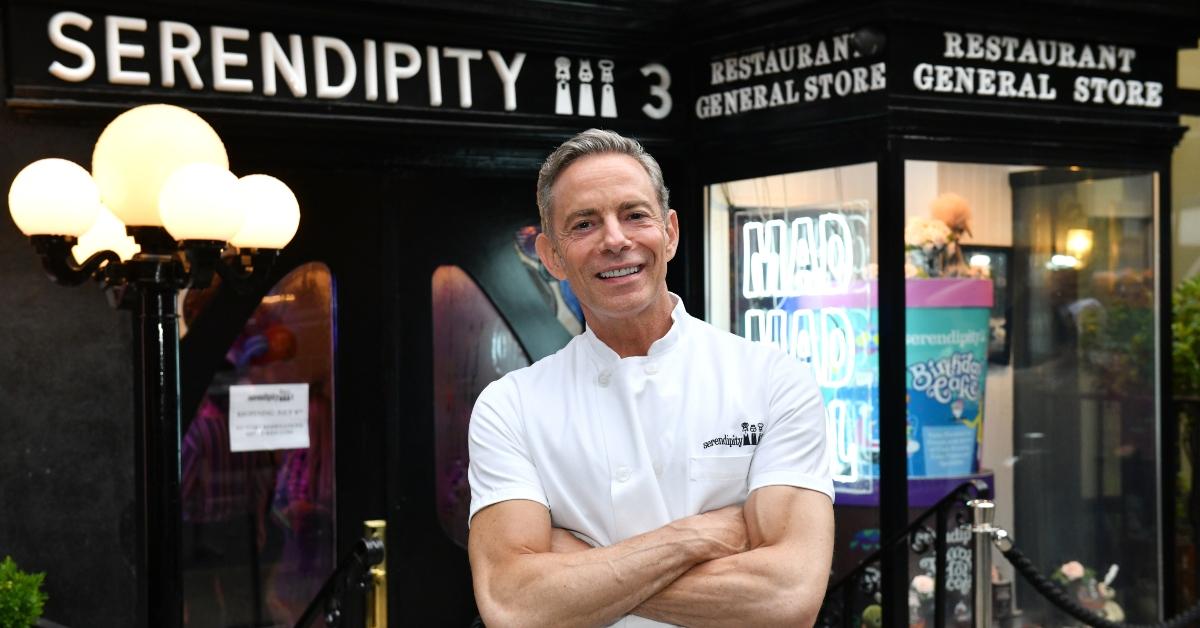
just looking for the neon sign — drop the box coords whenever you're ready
[744,307,855,388]
[737,209,876,490]
[741,215,855,297]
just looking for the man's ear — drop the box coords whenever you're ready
[665,209,680,262]
[535,232,568,281]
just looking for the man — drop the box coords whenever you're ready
[467,129,834,627]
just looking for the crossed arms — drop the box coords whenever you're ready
[467,485,834,628]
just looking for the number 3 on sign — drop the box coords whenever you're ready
[640,63,672,119]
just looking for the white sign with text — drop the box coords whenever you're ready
[229,383,309,452]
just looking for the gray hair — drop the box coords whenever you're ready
[536,129,671,236]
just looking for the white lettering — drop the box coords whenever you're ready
[426,46,442,106]
[945,31,964,58]
[443,47,482,108]
[260,33,306,97]
[105,16,150,86]
[641,63,673,119]
[382,42,420,104]
[159,21,203,89]
[212,26,253,93]
[313,36,355,99]
[363,39,378,101]
[710,60,724,86]
[488,50,525,112]
[47,11,95,83]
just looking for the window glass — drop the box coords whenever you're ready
[433,265,531,547]
[706,162,880,579]
[180,262,336,628]
[1173,115,1200,611]
[904,161,1159,625]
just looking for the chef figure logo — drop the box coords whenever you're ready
[741,422,764,446]
[554,56,617,118]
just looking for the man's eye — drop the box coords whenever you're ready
[572,221,592,230]
[627,212,647,220]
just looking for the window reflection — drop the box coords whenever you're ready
[514,225,585,336]
[433,265,531,547]
[180,262,336,628]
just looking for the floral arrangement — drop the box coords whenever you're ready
[1051,560,1125,622]
[905,193,989,280]
[907,574,936,626]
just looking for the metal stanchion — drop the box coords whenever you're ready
[968,499,996,628]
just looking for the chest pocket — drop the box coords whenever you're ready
[688,454,753,512]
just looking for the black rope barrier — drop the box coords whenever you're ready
[294,536,385,628]
[999,539,1200,628]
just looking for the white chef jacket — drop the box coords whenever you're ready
[467,295,832,627]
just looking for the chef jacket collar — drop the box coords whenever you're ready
[582,293,687,367]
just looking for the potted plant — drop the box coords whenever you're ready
[0,556,47,628]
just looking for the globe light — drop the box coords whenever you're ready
[230,175,301,250]
[92,104,228,227]
[73,204,140,263]
[8,158,101,236]
[159,163,243,242]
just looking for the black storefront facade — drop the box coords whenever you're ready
[1,1,1198,627]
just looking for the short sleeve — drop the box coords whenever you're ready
[748,348,835,502]
[467,376,549,526]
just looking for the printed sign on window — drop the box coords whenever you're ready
[229,383,310,452]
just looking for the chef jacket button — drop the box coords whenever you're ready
[598,371,611,387]
[615,466,631,482]
[644,363,658,375]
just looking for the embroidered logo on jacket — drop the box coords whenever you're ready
[702,421,765,449]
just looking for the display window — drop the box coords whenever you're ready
[706,159,1161,623]
[902,160,1160,625]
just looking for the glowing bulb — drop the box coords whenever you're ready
[92,104,228,227]
[8,158,101,236]
[159,163,243,241]
[229,175,301,250]
[73,204,140,263]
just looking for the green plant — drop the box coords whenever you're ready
[0,556,47,628]
[1173,275,1200,396]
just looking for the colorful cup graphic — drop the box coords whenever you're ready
[905,279,992,477]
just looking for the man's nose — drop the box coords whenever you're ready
[599,214,632,253]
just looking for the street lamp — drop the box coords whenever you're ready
[7,103,300,628]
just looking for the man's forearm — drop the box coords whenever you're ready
[633,545,823,628]
[473,519,739,628]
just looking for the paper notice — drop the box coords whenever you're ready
[228,383,310,452]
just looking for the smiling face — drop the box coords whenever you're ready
[534,152,679,330]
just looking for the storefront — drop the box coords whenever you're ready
[0,1,1197,627]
